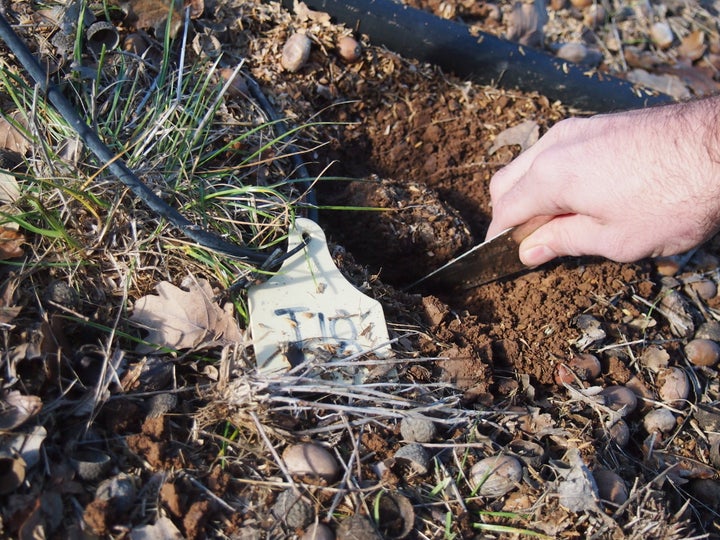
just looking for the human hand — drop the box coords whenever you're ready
[486,97,720,267]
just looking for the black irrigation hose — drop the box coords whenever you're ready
[0,13,269,264]
[244,76,318,223]
[277,0,673,113]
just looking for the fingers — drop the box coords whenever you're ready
[518,214,641,266]
[487,119,585,239]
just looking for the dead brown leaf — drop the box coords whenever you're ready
[0,391,42,432]
[130,275,243,353]
[0,227,25,260]
[127,0,183,39]
[0,111,30,156]
[678,30,706,62]
[294,0,332,25]
[489,120,539,155]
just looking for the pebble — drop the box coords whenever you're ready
[650,22,674,49]
[301,523,334,540]
[272,489,314,530]
[469,455,523,498]
[44,280,80,309]
[643,408,677,434]
[394,443,431,475]
[282,33,312,72]
[600,385,637,416]
[282,443,339,482]
[593,469,628,505]
[685,338,720,367]
[695,321,720,342]
[336,514,382,540]
[656,367,690,407]
[556,42,588,63]
[400,416,437,443]
[95,473,136,513]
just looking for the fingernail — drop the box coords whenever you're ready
[520,244,557,267]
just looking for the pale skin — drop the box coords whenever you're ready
[486,95,720,267]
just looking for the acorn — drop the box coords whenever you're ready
[656,367,690,407]
[643,408,677,434]
[568,353,601,381]
[593,469,628,505]
[282,443,339,482]
[607,419,630,447]
[469,455,522,498]
[685,338,720,367]
[338,36,362,63]
[282,33,312,72]
[600,385,637,416]
[302,523,334,540]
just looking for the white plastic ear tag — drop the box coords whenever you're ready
[248,218,392,376]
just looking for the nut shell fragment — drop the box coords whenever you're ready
[469,455,522,497]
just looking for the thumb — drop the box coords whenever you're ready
[518,215,601,266]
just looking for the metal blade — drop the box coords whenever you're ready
[408,217,551,290]
[408,228,525,290]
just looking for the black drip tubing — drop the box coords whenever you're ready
[0,13,268,264]
[276,0,673,113]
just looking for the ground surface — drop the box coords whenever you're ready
[2,0,720,538]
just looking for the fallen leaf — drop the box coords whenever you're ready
[294,0,332,24]
[0,391,42,432]
[556,447,600,512]
[678,30,706,61]
[0,227,25,260]
[506,0,548,48]
[127,0,183,39]
[0,172,20,204]
[6,425,47,469]
[0,111,30,156]
[489,120,539,155]
[627,69,691,100]
[130,276,242,353]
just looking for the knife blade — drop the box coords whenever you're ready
[408,216,550,290]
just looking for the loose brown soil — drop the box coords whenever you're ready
[2,0,720,539]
